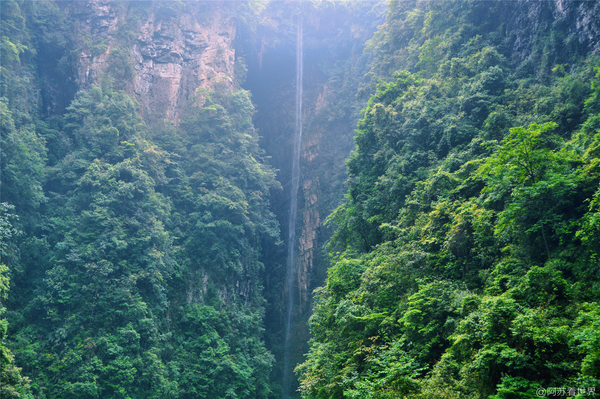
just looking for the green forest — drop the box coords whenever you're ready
[297,1,600,398]
[1,0,599,398]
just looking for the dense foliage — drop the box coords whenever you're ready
[1,1,279,397]
[2,0,600,398]
[298,1,600,398]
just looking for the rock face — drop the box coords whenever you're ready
[241,4,386,392]
[59,0,120,85]
[509,0,600,62]
[133,5,235,121]
[572,0,600,50]
[60,0,236,122]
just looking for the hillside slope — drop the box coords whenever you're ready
[298,1,600,398]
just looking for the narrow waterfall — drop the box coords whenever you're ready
[283,13,303,398]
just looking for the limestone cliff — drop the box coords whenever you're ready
[60,0,236,122]
[509,0,600,62]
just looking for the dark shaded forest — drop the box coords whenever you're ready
[1,1,599,399]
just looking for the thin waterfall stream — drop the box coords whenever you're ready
[283,13,303,398]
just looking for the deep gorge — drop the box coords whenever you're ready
[1,1,599,398]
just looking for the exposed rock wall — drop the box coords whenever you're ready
[59,0,121,84]
[59,0,236,122]
[133,5,235,121]
[509,0,600,61]
[241,5,386,394]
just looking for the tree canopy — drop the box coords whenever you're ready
[298,1,600,397]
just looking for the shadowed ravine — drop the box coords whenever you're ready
[283,13,303,399]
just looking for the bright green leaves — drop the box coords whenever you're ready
[0,0,32,107]
[478,122,561,187]
[298,257,474,398]
[341,340,421,399]
[326,257,367,302]
[440,265,577,396]
[583,64,600,117]
[333,35,515,255]
[477,122,579,259]
[7,78,280,398]
[0,203,33,399]
[61,85,145,161]
[401,280,471,366]
[511,265,569,308]
[0,203,19,266]
[577,187,600,252]
[10,86,175,398]
[173,304,274,399]
[6,83,279,398]
[573,303,600,380]
[174,88,278,312]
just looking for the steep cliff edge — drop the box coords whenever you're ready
[509,0,600,62]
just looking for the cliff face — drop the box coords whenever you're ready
[241,3,386,393]
[60,0,236,122]
[133,5,235,120]
[3,2,280,397]
[509,0,600,61]
[6,0,598,397]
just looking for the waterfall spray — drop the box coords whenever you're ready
[283,12,303,398]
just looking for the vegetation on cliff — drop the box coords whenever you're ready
[2,0,599,398]
[298,1,600,398]
[2,1,278,397]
